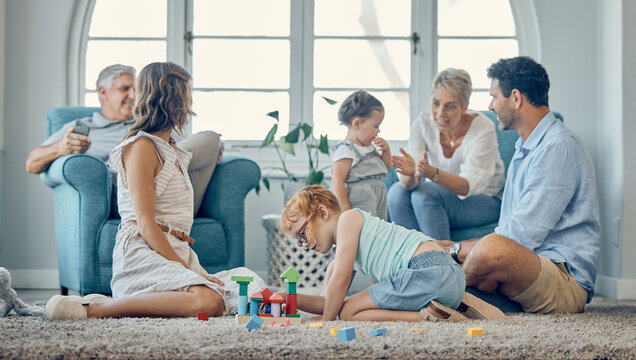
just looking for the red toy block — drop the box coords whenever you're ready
[285,293,297,315]
[260,288,273,303]
[197,312,209,321]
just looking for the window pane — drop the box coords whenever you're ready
[313,91,409,141]
[84,93,100,107]
[469,91,492,111]
[192,39,289,89]
[437,39,518,89]
[89,0,166,38]
[192,91,289,140]
[315,0,410,36]
[85,40,166,89]
[314,40,410,88]
[193,0,289,36]
[437,0,515,36]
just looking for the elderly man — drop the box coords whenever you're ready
[440,57,600,314]
[26,64,223,215]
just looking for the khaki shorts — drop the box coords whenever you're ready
[511,254,588,314]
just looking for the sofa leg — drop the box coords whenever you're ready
[60,286,69,295]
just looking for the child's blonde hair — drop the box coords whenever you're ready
[280,185,341,241]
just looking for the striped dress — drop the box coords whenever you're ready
[108,131,264,315]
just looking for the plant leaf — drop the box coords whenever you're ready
[299,123,312,140]
[318,134,329,154]
[266,111,279,121]
[261,123,278,148]
[322,96,338,105]
[285,125,301,143]
[262,177,270,191]
[255,183,261,195]
[279,135,295,155]
[306,170,324,185]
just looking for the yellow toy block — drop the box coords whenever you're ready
[329,327,342,336]
[309,322,324,327]
[467,328,484,337]
[411,328,429,332]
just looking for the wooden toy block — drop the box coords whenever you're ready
[329,328,342,336]
[260,288,273,302]
[285,294,298,316]
[337,327,356,341]
[467,328,484,337]
[246,315,264,331]
[238,295,248,315]
[411,328,429,333]
[309,322,324,327]
[370,328,387,336]
[280,267,301,284]
[231,275,254,283]
[236,314,302,325]
[197,312,209,321]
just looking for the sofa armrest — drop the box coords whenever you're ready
[198,155,260,269]
[40,154,113,294]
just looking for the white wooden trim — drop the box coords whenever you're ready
[9,270,60,289]
[66,0,94,106]
[595,274,636,300]
[510,0,541,60]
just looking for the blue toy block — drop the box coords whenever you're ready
[370,328,387,336]
[337,327,356,341]
[238,295,248,316]
[246,315,264,331]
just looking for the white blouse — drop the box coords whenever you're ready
[402,110,504,199]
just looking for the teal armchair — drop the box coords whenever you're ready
[41,107,260,295]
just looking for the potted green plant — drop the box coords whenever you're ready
[257,96,338,194]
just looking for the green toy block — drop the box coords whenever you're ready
[231,275,254,283]
[280,267,301,283]
[286,314,301,318]
[286,282,296,295]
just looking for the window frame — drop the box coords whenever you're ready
[68,0,539,177]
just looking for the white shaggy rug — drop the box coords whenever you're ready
[0,297,634,359]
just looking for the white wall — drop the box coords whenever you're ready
[1,0,75,284]
[0,0,5,250]
[621,0,636,282]
[1,0,634,298]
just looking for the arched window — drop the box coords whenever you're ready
[72,0,536,147]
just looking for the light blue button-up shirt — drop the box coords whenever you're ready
[495,112,600,302]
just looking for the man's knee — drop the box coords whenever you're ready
[181,131,221,157]
[463,234,519,278]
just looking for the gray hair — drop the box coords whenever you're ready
[432,68,472,107]
[96,64,136,104]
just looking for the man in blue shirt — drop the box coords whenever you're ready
[444,57,600,313]
[26,64,223,215]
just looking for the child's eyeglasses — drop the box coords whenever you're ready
[296,220,308,247]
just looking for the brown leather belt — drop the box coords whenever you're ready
[124,221,195,245]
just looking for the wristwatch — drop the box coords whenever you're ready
[431,167,440,182]
[449,242,461,264]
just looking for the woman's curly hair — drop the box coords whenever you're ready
[124,62,195,145]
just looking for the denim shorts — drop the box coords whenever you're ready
[367,250,466,311]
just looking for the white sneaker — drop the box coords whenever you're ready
[44,295,89,320]
[82,293,114,304]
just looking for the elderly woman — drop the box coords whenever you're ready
[387,68,504,241]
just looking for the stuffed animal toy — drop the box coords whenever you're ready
[0,267,43,316]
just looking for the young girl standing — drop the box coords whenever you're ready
[331,90,391,220]
[44,62,264,320]
[280,185,504,322]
